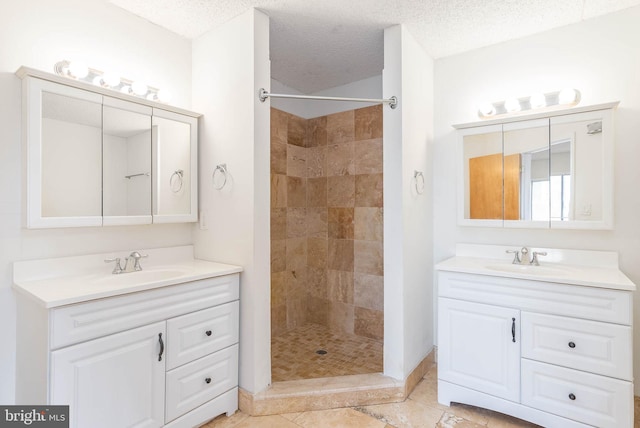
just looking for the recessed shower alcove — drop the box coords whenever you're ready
[269,100,384,382]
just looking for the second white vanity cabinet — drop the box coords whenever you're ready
[437,246,635,428]
[14,249,241,428]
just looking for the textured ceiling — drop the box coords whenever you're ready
[108,0,640,93]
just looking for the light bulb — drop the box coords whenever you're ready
[529,93,546,109]
[146,93,157,101]
[504,98,521,113]
[131,81,148,96]
[92,76,103,86]
[120,85,131,94]
[102,71,121,88]
[68,61,89,79]
[558,88,577,105]
[479,103,496,117]
[157,89,172,103]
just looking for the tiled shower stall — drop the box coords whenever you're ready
[270,105,384,381]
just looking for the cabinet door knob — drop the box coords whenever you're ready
[569,393,576,401]
[568,341,576,348]
[205,377,212,384]
[205,330,212,337]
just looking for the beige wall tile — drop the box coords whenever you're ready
[328,301,355,334]
[354,240,383,275]
[271,304,287,337]
[307,116,327,147]
[307,266,327,298]
[271,208,286,240]
[306,146,327,178]
[306,207,328,238]
[328,239,354,271]
[286,296,307,330]
[287,144,307,178]
[354,307,384,340]
[271,174,287,208]
[287,176,306,207]
[355,173,383,207]
[271,239,286,272]
[354,207,383,241]
[326,110,355,145]
[327,176,355,207]
[285,266,307,298]
[328,221,354,239]
[326,142,355,176]
[355,105,383,141]
[327,269,354,304]
[328,207,355,224]
[307,296,329,326]
[307,177,327,207]
[328,208,354,239]
[307,238,327,270]
[271,141,287,175]
[286,208,307,238]
[288,114,307,147]
[354,273,383,311]
[271,271,287,307]
[286,237,307,270]
[354,138,383,175]
[271,108,288,145]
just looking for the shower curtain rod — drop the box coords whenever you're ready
[259,88,398,109]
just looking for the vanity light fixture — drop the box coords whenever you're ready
[478,88,581,119]
[54,60,172,104]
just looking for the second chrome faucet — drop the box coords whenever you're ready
[506,247,547,266]
[105,251,149,274]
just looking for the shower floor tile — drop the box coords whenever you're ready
[271,323,383,382]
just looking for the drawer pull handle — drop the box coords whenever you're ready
[568,341,576,348]
[569,393,576,401]
[511,318,516,343]
[158,333,164,362]
[206,330,212,337]
[205,377,212,384]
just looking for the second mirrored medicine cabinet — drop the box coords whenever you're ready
[18,67,199,229]
[455,102,618,230]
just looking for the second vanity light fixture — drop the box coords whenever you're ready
[478,88,581,119]
[54,60,172,103]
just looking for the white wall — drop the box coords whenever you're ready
[383,25,434,379]
[192,9,271,394]
[0,0,193,403]
[433,6,640,392]
[270,75,382,119]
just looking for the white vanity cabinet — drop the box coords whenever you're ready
[16,273,240,428]
[437,269,634,428]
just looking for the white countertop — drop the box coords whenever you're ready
[13,246,243,308]
[436,244,636,291]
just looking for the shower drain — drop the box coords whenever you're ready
[316,349,328,355]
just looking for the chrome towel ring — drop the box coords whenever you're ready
[170,169,184,193]
[213,164,228,190]
[414,170,425,195]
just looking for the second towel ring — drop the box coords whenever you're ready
[170,169,184,193]
[414,170,425,195]
[213,164,228,190]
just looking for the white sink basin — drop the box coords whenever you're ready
[484,263,570,277]
[87,268,190,285]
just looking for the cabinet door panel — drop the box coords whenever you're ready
[50,322,166,428]
[438,297,520,402]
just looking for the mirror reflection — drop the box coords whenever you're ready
[103,105,152,218]
[463,129,503,220]
[153,115,191,217]
[41,91,102,218]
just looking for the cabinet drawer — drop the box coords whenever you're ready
[50,274,239,349]
[522,312,632,380]
[438,271,632,325]
[165,344,238,423]
[166,301,239,370]
[521,359,632,428]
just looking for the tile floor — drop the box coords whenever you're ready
[271,324,383,382]
[204,362,544,428]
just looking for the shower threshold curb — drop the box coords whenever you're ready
[239,348,435,415]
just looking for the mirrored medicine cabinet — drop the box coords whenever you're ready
[456,103,617,229]
[19,68,199,229]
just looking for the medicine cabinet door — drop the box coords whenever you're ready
[26,77,103,228]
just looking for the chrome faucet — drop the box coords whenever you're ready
[505,247,547,265]
[104,251,148,274]
[123,251,148,272]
